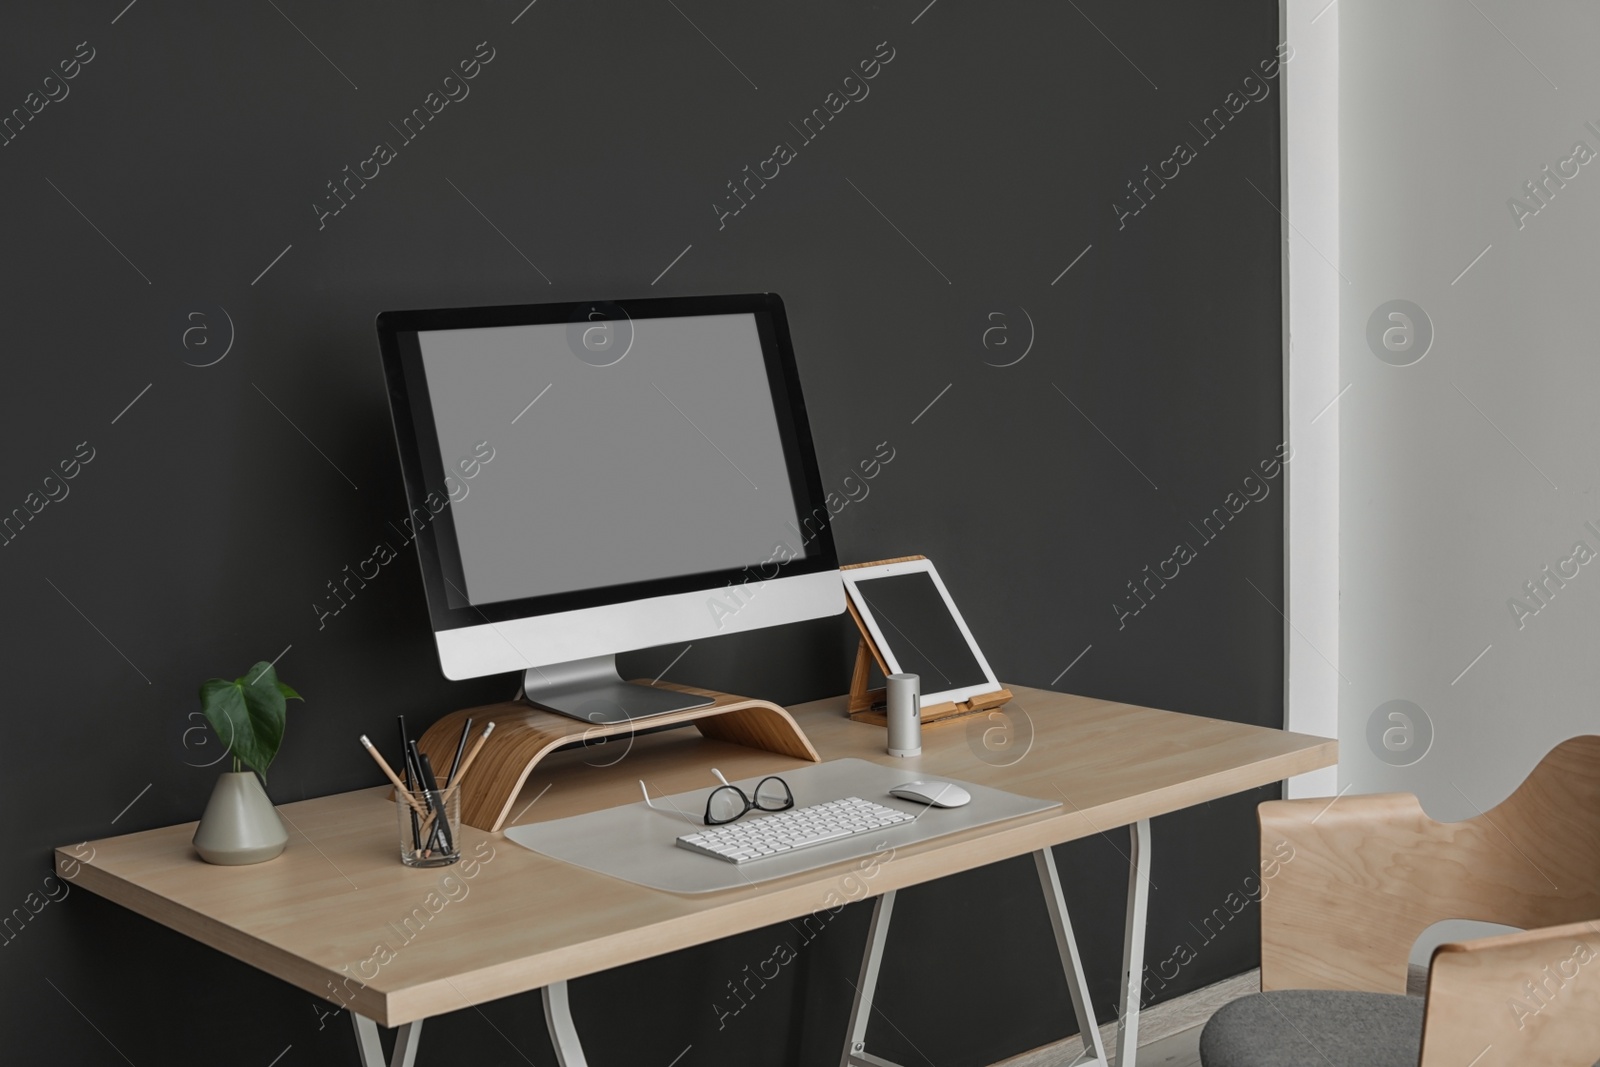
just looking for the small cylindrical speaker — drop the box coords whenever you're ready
[886,673,922,757]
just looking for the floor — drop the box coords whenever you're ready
[1130,1027,1203,1067]
[995,969,1257,1067]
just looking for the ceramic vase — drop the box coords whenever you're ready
[192,771,287,865]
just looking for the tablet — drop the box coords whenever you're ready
[841,558,1001,707]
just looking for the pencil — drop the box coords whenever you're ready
[442,722,496,800]
[360,736,427,817]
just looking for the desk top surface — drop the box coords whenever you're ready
[58,686,1336,1026]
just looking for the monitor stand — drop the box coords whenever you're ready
[522,656,714,725]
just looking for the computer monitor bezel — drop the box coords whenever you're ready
[375,292,840,638]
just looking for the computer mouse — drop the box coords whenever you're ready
[889,780,971,808]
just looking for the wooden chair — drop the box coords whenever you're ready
[1200,735,1600,1067]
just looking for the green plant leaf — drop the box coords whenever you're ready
[197,661,300,779]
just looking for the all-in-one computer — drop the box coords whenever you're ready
[376,293,843,724]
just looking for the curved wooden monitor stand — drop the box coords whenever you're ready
[417,680,820,832]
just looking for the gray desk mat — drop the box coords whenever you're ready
[504,758,1060,894]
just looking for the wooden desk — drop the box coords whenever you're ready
[58,686,1335,1067]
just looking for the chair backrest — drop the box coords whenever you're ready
[1260,734,1600,994]
[1418,917,1600,1067]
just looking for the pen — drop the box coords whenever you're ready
[398,716,421,852]
[445,716,474,788]
[413,747,455,855]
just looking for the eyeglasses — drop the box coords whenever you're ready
[703,768,794,826]
[639,768,794,826]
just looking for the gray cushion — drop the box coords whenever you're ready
[1199,989,1424,1067]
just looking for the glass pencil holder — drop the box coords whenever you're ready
[396,786,461,868]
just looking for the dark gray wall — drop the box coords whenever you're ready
[0,1,1284,1064]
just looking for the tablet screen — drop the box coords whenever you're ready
[853,572,991,693]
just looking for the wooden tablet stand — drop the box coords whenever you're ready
[842,556,1013,727]
[416,681,820,832]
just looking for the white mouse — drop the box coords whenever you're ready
[889,780,972,808]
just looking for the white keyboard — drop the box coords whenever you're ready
[676,796,914,863]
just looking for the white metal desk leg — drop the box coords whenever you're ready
[543,981,591,1067]
[841,890,898,1067]
[350,1014,422,1067]
[1034,848,1109,1067]
[1114,819,1152,1067]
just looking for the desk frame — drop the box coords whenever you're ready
[839,831,1149,1067]
[351,982,588,1067]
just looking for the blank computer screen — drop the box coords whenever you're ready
[854,572,990,693]
[417,313,804,606]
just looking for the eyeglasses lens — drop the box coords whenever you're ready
[753,777,792,810]
[706,785,748,825]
